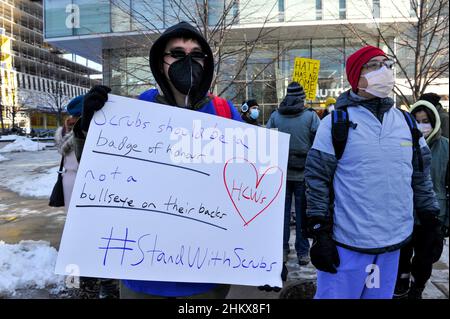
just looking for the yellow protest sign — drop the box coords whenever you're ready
[292,57,320,100]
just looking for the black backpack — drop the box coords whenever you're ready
[331,107,424,172]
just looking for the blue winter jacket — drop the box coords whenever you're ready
[305,90,440,254]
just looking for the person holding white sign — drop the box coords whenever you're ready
[71,21,244,299]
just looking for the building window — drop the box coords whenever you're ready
[279,0,285,22]
[131,0,164,30]
[373,0,380,18]
[409,0,417,17]
[339,0,346,19]
[233,1,240,20]
[316,0,323,20]
[72,0,111,35]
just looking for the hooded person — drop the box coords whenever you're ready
[304,45,442,299]
[73,21,242,160]
[419,93,448,138]
[394,100,449,299]
[240,99,260,125]
[266,82,320,267]
[72,21,244,299]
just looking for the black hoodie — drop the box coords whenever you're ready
[149,22,214,108]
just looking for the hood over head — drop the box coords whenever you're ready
[410,99,441,144]
[149,21,214,107]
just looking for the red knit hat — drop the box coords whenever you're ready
[346,46,387,92]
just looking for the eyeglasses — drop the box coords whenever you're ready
[164,49,208,61]
[362,59,395,70]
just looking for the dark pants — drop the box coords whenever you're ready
[283,181,310,258]
[398,225,444,288]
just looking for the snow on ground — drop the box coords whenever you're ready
[0,135,20,141]
[1,165,59,198]
[0,136,51,153]
[0,154,8,162]
[0,149,60,199]
[0,240,65,297]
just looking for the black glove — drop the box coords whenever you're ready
[418,211,443,237]
[257,263,288,293]
[416,211,444,264]
[309,217,340,274]
[80,85,111,133]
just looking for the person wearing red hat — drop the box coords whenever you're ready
[304,46,442,298]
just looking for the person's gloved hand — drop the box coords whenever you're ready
[416,211,444,263]
[80,85,111,133]
[309,217,340,274]
[257,263,288,292]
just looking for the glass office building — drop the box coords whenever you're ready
[43,0,448,122]
[0,0,100,132]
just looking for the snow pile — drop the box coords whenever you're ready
[0,134,20,141]
[0,136,48,153]
[1,165,59,198]
[0,240,65,297]
[0,154,8,162]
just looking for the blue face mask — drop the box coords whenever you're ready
[249,108,260,120]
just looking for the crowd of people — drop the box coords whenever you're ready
[54,21,448,299]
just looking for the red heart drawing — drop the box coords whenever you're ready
[223,158,284,226]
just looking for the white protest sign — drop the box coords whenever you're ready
[55,94,289,287]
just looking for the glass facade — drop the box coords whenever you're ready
[45,0,412,38]
[103,47,155,97]
[312,39,345,98]
[97,35,398,124]
[44,0,436,123]
[339,0,347,19]
[44,0,111,38]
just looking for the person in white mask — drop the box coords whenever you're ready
[240,99,261,125]
[305,46,441,299]
[393,99,449,299]
[358,58,395,99]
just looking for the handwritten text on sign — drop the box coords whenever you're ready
[55,95,289,287]
[292,57,321,100]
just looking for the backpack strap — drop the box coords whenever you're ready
[331,108,357,160]
[401,110,424,172]
[210,95,232,119]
